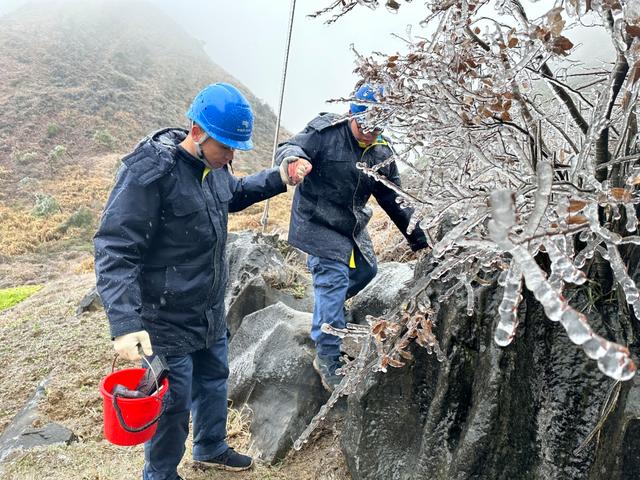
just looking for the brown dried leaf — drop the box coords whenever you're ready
[379,356,389,370]
[387,356,405,368]
[488,101,503,113]
[501,111,512,122]
[551,36,574,55]
[371,320,388,336]
[546,7,565,36]
[567,214,588,225]
[508,37,519,48]
[626,25,640,38]
[610,187,631,201]
[399,349,414,361]
[480,107,492,118]
[568,199,587,212]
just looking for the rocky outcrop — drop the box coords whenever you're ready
[228,302,328,463]
[225,231,313,337]
[341,261,640,480]
[349,261,415,324]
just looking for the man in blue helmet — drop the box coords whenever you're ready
[94,83,311,480]
[275,83,429,391]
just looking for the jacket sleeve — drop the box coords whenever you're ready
[275,125,321,166]
[93,165,161,338]
[372,161,430,251]
[228,167,287,213]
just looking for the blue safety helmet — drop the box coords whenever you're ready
[186,83,254,151]
[350,84,384,115]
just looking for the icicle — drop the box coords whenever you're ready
[624,203,637,232]
[545,239,587,286]
[515,243,634,380]
[525,159,553,238]
[494,262,523,346]
[574,238,600,268]
[606,243,640,318]
[465,279,474,316]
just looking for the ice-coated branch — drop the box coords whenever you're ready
[489,190,636,381]
[524,158,553,238]
[606,242,640,318]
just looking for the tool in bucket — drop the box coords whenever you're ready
[100,351,170,446]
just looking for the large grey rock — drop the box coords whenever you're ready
[225,231,314,337]
[226,275,313,337]
[228,302,328,463]
[226,231,286,300]
[0,377,76,462]
[349,261,414,324]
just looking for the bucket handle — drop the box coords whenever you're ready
[110,354,167,433]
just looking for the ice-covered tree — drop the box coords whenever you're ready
[310,0,640,384]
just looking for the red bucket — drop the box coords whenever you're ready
[99,366,169,446]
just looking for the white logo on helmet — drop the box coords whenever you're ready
[237,120,250,133]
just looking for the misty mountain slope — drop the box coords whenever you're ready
[0,0,291,257]
[0,0,280,181]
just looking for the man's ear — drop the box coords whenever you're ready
[191,123,204,143]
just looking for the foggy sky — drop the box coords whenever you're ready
[0,0,431,132]
[0,0,615,133]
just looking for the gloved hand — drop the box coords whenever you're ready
[113,330,153,361]
[280,157,312,186]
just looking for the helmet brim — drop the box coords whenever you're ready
[211,132,253,151]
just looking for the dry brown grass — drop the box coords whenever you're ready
[228,181,294,235]
[0,154,117,257]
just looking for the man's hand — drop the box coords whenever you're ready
[280,157,312,186]
[113,330,153,361]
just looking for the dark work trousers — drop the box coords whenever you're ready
[307,248,377,358]
[142,333,229,480]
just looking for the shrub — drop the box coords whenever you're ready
[17,177,39,190]
[47,123,61,137]
[62,206,94,230]
[49,144,66,160]
[13,151,38,165]
[93,129,115,150]
[32,193,60,217]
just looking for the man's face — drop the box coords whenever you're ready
[201,137,234,169]
[350,117,383,146]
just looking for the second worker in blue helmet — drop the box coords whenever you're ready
[276,83,429,391]
[94,83,311,479]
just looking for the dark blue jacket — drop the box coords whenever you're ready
[94,128,286,355]
[275,113,428,266]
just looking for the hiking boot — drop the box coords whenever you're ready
[313,354,343,392]
[196,447,254,472]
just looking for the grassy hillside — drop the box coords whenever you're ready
[0,0,290,257]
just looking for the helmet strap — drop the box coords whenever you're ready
[191,121,213,168]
